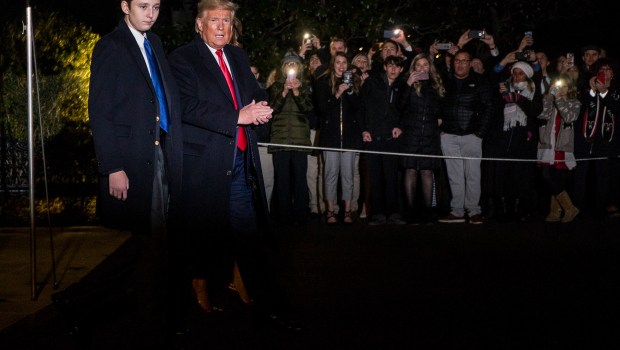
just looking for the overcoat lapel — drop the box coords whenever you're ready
[119,21,156,95]
[195,37,236,107]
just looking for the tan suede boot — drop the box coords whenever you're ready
[557,191,579,223]
[545,196,562,222]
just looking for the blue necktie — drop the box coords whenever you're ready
[144,37,169,133]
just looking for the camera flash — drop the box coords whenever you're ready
[303,33,310,39]
[393,29,400,35]
[555,80,563,87]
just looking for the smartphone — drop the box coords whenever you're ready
[343,70,353,85]
[383,29,399,39]
[415,71,429,80]
[436,43,452,50]
[597,71,606,85]
[287,69,296,81]
[524,31,533,38]
[468,30,485,39]
[566,53,574,68]
[550,80,563,96]
[303,33,312,45]
[515,51,530,61]
[549,86,558,96]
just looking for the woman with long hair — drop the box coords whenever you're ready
[315,52,362,224]
[399,53,445,224]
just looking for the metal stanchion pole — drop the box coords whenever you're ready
[26,2,37,301]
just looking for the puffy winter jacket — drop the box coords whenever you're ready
[440,72,493,137]
[268,79,313,152]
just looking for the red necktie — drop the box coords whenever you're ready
[216,49,246,151]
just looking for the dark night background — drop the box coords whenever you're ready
[3,0,619,65]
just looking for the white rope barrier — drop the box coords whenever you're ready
[258,142,616,163]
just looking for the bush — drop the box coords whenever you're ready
[0,195,99,227]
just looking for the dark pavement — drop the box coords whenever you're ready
[1,214,620,349]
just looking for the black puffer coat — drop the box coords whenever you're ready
[440,72,493,138]
[399,81,442,169]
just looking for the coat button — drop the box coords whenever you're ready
[226,170,232,176]
[147,161,152,165]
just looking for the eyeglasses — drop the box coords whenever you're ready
[454,59,471,64]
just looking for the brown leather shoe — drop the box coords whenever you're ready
[191,278,212,312]
[229,261,252,305]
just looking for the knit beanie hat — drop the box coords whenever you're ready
[511,61,533,78]
[281,50,303,66]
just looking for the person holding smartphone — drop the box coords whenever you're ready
[315,52,362,224]
[485,61,543,222]
[368,39,401,75]
[399,53,446,224]
[298,33,320,59]
[268,51,314,225]
[537,74,581,223]
[573,58,620,217]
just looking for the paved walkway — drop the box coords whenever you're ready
[0,227,129,330]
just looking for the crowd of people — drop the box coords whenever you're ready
[257,27,619,226]
[51,0,618,346]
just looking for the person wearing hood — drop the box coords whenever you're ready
[268,50,314,225]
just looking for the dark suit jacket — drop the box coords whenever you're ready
[88,20,183,234]
[168,35,269,235]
